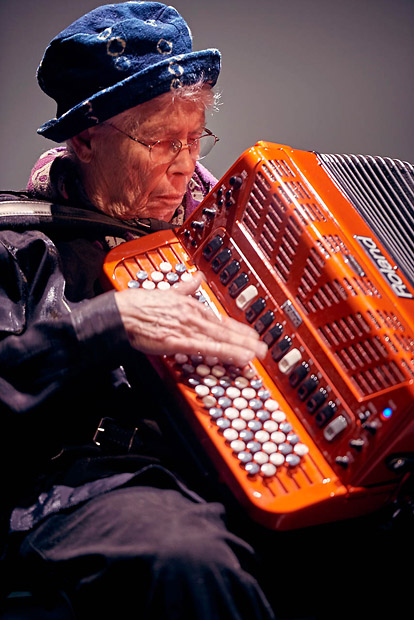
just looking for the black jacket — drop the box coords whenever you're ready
[0,192,182,543]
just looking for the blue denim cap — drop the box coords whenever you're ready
[37,2,221,142]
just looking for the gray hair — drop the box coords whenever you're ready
[119,81,220,133]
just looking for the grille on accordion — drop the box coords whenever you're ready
[103,141,414,530]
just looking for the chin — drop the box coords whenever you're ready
[139,200,180,222]
[100,193,180,222]
[100,198,146,220]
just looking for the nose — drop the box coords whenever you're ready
[168,144,196,176]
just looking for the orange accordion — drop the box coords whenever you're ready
[103,141,414,530]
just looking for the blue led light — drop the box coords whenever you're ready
[382,407,393,419]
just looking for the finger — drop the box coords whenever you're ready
[163,304,268,361]
[187,302,264,349]
[216,313,262,341]
[162,333,263,368]
[173,271,204,295]
[173,274,262,342]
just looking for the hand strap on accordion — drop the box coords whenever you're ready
[0,191,175,237]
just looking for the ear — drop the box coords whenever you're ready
[69,128,95,163]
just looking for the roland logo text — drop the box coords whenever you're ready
[354,235,413,299]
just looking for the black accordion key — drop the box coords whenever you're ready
[202,235,223,260]
[228,273,249,297]
[289,362,309,387]
[306,388,328,413]
[245,298,266,323]
[298,375,319,401]
[254,310,274,335]
[220,260,241,285]
[271,336,292,362]
[263,323,283,347]
[315,401,337,427]
[211,248,232,273]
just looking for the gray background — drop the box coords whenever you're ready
[1,0,413,190]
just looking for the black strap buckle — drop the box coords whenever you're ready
[93,417,142,454]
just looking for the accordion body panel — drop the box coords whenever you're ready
[103,142,414,530]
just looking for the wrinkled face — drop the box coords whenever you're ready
[87,94,206,221]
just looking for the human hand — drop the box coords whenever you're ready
[114,272,268,367]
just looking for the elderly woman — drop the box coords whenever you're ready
[0,3,273,619]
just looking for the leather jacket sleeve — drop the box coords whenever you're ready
[0,228,130,414]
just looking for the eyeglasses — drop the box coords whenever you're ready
[104,122,219,164]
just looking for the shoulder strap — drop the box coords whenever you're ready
[0,192,175,237]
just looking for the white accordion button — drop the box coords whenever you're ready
[235,285,258,310]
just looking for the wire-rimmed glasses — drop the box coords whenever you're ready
[104,122,219,164]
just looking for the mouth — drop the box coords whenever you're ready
[157,195,184,205]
